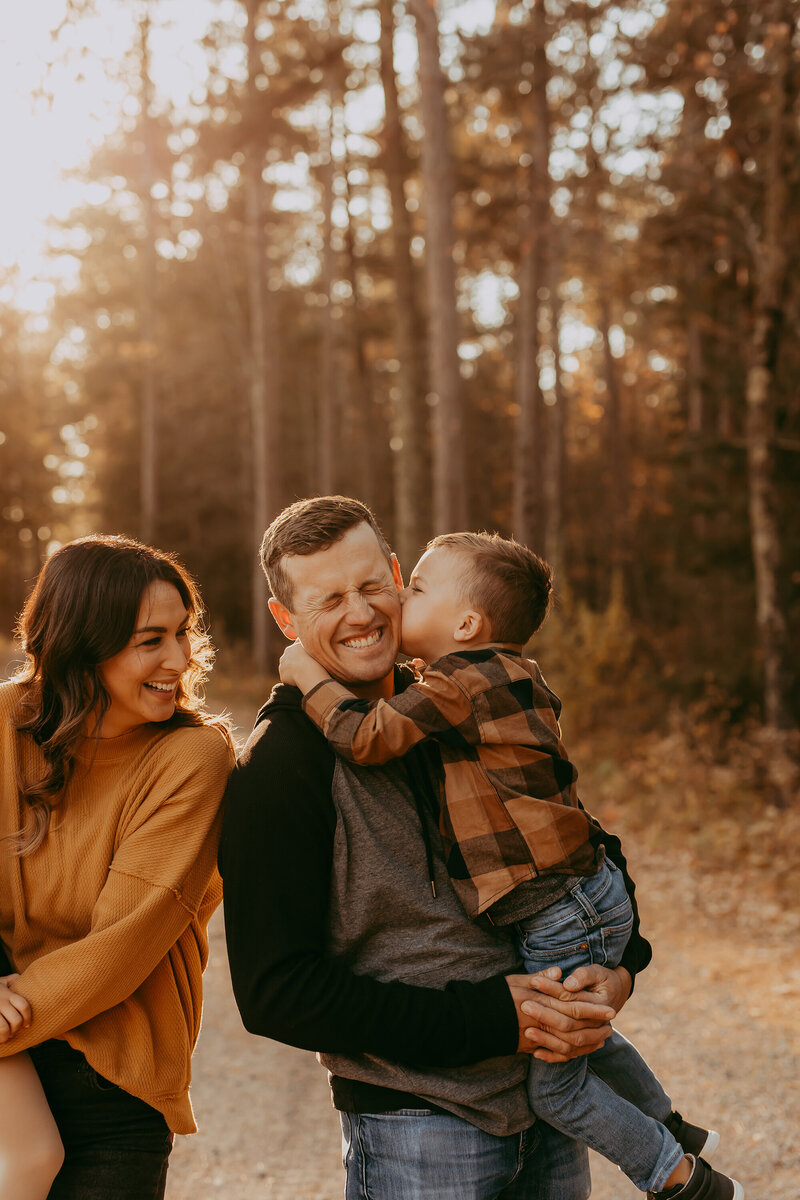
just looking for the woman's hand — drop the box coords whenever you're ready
[0,975,31,1044]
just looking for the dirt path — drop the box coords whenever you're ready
[166,840,800,1199]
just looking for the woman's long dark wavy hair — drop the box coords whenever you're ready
[11,534,228,854]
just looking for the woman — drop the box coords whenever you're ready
[0,534,235,1198]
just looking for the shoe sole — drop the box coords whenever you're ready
[699,1129,720,1161]
[730,1180,744,1199]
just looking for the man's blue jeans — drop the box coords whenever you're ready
[340,1108,590,1200]
[519,861,683,1193]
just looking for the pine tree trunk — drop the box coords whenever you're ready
[139,14,157,544]
[745,8,792,734]
[514,0,551,549]
[545,233,566,576]
[685,263,705,435]
[598,291,630,592]
[244,0,279,672]
[408,0,466,533]
[318,88,338,495]
[342,161,374,508]
[378,0,429,568]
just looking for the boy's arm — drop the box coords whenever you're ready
[301,666,478,766]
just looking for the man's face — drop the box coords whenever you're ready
[270,522,403,690]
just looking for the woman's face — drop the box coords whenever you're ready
[96,580,192,737]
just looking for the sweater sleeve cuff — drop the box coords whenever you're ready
[619,932,653,990]
[446,973,519,1063]
[302,679,354,730]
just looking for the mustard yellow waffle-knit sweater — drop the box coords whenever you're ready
[0,680,234,1134]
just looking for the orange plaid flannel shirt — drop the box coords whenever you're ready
[302,647,599,918]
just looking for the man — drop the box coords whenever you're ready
[219,496,651,1200]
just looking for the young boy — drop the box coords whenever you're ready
[279,531,743,1200]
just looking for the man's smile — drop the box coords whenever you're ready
[340,628,384,650]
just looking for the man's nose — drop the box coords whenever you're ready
[342,591,374,623]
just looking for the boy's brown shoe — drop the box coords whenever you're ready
[648,1155,744,1200]
[664,1111,721,1161]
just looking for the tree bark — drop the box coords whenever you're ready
[244,0,279,672]
[544,229,566,576]
[138,13,157,544]
[685,262,705,435]
[318,83,338,495]
[342,158,374,508]
[597,290,631,590]
[744,7,793,734]
[408,0,467,532]
[514,0,550,550]
[378,0,429,568]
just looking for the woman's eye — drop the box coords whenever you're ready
[177,628,190,640]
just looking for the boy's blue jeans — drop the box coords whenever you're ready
[517,860,684,1194]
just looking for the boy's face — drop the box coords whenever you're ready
[400,547,472,664]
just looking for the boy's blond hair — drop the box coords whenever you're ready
[428,531,552,645]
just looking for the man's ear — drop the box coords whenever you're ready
[268,597,299,641]
[391,553,404,592]
[453,610,486,644]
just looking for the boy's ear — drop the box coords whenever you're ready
[391,553,404,592]
[453,610,486,644]
[268,597,299,642]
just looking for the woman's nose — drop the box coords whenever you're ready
[163,636,190,671]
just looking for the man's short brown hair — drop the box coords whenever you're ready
[428,531,552,644]
[261,496,392,608]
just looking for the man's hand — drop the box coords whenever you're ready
[506,965,626,1062]
[532,963,633,1015]
[0,975,31,1045]
[278,641,331,694]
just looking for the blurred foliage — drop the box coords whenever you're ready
[0,0,798,748]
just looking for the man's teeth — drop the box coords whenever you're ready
[146,682,174,692]
[342,630,383,650]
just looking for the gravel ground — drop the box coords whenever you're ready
[166,839,800,1199]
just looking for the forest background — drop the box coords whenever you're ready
[0,0,799,902]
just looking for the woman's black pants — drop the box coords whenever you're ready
[29,1040,173,1200]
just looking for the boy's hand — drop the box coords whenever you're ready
[278,641,331,694]
[0,975,31,1044]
